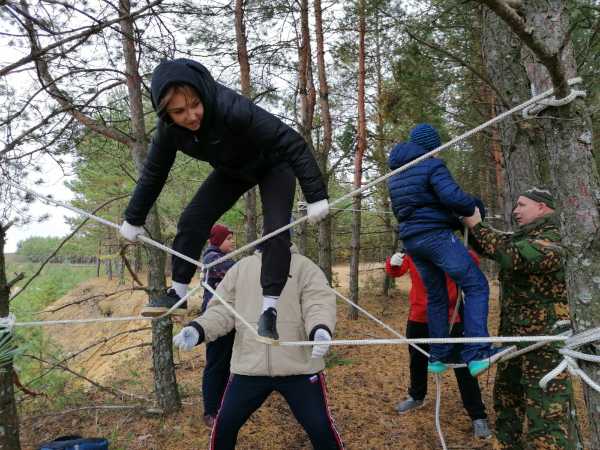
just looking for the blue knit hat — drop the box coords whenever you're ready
[409,123,441,151]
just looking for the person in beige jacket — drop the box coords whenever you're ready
[173,245,344,450]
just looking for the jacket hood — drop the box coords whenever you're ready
[150,58,217,131]
[388,142,427,170]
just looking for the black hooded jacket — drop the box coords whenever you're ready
[124,59,328,225]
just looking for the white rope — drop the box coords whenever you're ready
[522,78,586,118]
[434,374,447,450]
[539,326,600,393]
[5,180,203,274]
[502,321,572,362]
[0,313,16,333]
[14,316,148,327]
[329,207,395,215]
[280,335,568,347]
[11,280,206,327]
[331,288,431,359]
[200,281,267,343]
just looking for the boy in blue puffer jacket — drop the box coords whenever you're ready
[387,124,512,377]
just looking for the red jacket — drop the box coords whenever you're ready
[385,251,480,324]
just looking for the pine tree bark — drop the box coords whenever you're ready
[481,8,549,226]
[349,0,367,320]
[0,224,21,450]
[296,0,316,256]
[119,0,180,414]
[234,0,258,245]
[480,0,600,442]
[314,0,333,282]
[373,7,394,296]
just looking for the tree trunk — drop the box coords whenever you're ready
[106,259,112,280]
[297,195,308,256]
[481,1,600,442]
[373,6,394,297]
[134,244,142,273]
[481,8,549,226]
[0,224,21,450]
[349,0,367,320]
[234,0,258,245]
[314,0,333,283]
[296,0,316,256]
[119,0,180,414]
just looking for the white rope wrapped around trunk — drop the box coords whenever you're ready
[522,77,586,118]
[0,313,16,333]
[539,326,600,393]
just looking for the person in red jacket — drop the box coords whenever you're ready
[386,250,492,439]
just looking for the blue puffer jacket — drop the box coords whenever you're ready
[387,142,476,239]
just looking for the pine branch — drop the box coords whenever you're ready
[0,0,163,77]
[476,0,571,97]
[101,342,151,357]
[9,194,129,303]
[23,326,151,389]
[23,353,150,402]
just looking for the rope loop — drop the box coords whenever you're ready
[540,326,600,393]
[0,313,16,334]
[522,77,586,118]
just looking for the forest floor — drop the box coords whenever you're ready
[19,263,592,450]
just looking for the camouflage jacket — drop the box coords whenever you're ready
[470,213,570,336]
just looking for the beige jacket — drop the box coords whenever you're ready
[192,246,336,376]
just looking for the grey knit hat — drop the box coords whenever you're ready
[520,187,556,209]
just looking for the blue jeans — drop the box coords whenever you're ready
[403,229,491,363]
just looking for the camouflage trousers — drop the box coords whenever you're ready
[493,346,581,450]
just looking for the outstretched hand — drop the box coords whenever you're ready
[173,326,201,351]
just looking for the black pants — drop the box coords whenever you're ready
[406,320,487,420]
[203,330,235,416]
[172,163,295,296]
[210,373,344,450]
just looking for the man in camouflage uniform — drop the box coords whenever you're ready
[464,187,580,450]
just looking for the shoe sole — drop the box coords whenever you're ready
[470,346,517,377]
[141,306,187,317]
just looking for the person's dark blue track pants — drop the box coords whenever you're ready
[210,373,344,449]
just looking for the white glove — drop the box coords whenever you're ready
[119,220,145,242]
[306,199,329,225]
[390,252,405,266]
[173,326,200,351]
[311,328,332,359]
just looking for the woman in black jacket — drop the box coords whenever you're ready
[119,59,329,340]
